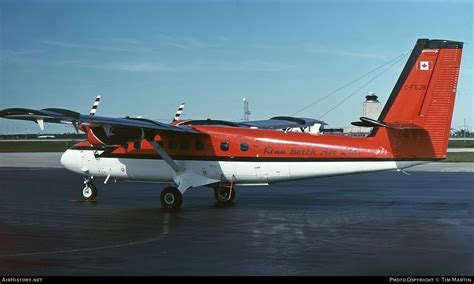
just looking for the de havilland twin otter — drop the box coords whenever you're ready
[0,39,464,209]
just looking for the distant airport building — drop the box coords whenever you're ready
[37,135,56,139]
[242,98,250,122]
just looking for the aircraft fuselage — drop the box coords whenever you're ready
[60,125,430,186]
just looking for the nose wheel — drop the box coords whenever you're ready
[82,181,97,201]
[160,186,183,209]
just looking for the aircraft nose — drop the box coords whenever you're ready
[60,149,81,171]
[60,150,69,167]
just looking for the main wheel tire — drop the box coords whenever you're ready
[82,182,97,200]
[160,187,183,209]
[214,186,236,203]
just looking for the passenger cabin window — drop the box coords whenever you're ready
[240,142,249,152]
[169,140,177,150]
[180,141,190,150]
[220,142,229,151]
[195,140,204,151]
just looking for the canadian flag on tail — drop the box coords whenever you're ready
[418,61,431,70]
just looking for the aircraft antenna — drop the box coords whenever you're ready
[243,98,250,121]
[291,50,411,116]
[318,54,407,119]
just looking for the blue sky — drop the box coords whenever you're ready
[1,0,472,134]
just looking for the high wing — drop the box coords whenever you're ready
[181,116,325,130]
[1,108,324,132]
[241,116,326,130]
[0,107,197,134]
[0,107,209,192]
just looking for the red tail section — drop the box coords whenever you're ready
[371,39,463,160]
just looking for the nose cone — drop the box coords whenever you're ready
[61,149,82,173]
[60,151,67,167]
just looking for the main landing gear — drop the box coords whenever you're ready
[214,184,236,204]
[160,186,183,209]
[158,183,236,209]
[82,179,97,201]
[214,175,236,205]
[80,177,236,208]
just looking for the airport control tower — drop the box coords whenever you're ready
[363,92,382,120]
[341,92,383,136]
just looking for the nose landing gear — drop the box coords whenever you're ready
[82,178,97,201]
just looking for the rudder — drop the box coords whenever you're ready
[371,39,463,160]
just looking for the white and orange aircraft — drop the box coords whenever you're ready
[1,39,463,208]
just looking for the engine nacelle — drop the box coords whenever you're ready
[84,125,143,146]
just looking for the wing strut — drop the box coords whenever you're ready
[36,119,45,131]
[149,141,182,173]
[148,140,220,194]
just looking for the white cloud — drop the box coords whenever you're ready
[57,58,292,73]
[333,50,387,59]
[0,48,44,63]
[43,40,135,52]
[103,63,179,72]
[155,33,223,50]
[5,49,44,55]
[84,62,191,73]
[56,59,83,66]
[306,46,387,59]
[219,60,294,72]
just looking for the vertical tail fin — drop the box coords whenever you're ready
[89,95,101,116]
[173,102,185,122]
[371,39,463,160]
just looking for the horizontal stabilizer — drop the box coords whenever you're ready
[351,117,423,130]
[351,117,388,128]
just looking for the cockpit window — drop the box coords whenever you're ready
[195,140,204,150]
[220,142,229,151]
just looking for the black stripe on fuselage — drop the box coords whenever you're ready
[68,147,439,162]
